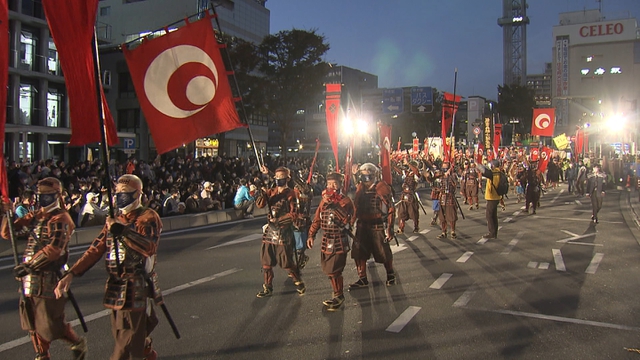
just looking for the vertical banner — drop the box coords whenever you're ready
[0,0,9,200]
[412,138,419,156]
[539,146,552,172]
[483,116,492,158]
[476,143,484,163]
[379,123,392,185]
[531,108,556,137]
[441,92,461,162]
[325,83,341,172]
[493,123,502,155]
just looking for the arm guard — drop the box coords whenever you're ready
[29,216,73,271]
[70,226,108,277]
[255,190,268,209]
[118,211,161,257]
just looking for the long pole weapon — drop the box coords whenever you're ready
[448,68,459,163]
[307,138,320,184]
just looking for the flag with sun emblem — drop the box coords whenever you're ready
[123,15,244,154]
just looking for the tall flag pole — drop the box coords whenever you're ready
[448,68,458,162]
[0,0,9,203]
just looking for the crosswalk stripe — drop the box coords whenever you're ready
[585,253,604,274]
[453,285,477,307]
[386,306,422,333]
[552,249,566,271]
[429,273,453,289]
[456,251,474,263]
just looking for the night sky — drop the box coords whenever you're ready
[268,0,639,101]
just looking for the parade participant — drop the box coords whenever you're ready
[435,162,459,239]
[515,163,526,203]
[586,163,607,224]
[55,174,162,360]
[349,163,396,288]
[462,160,480,211]
[396,161,420,233]
[576,160,587,196]
[2,177,87,360]
[424,166,442,227]
[292,173,313,269]
[498,161,509,211]
[255,166,305,297]
[524,160,544,214]
[307,173,355,311]
[476,160,501,239]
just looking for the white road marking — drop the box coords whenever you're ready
[501,239,519,255]
[453,285,477,307]
[407,235,419,242]
[512,211,521,216]
[429,273,453,289]
[520,206,526,210]
[385,306,422,333]
[498,226,503,231]
[552,249,566,271]
[420,229,431,234]
[462,306,640,332]
[538,262,550,270]
[575,200,583,206]
[556,231,598,245]
[456,251,474,263]
[534,215,623,224]
[528,261,539,269]
[0,268,242,353]
[391,244,407,254]
[504,217,513,223]
[550,189,565,203]
[477,237,489,244]
[585,253,605,274]
[206,234,262,250]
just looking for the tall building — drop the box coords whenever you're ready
[3,0,270,163]
[551,9,639,142]
[526,62,552,107]
[498,0,530,87]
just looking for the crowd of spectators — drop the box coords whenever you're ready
[5,153,333,228]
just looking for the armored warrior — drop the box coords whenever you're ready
[349,163,396,288]
[435,162,460,239]
[308,173,355,311]
[292,174,313,269]
[586,163,607,224]
[461,160,480,210]
[56,174,162,360]
[396,161,420,233]
[1,177,87,360]
[255,166,306,297]
[424,166,443,226]
[524,160,544,214]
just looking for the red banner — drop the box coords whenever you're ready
[493,123,502,154]
[530,147,539,161]
[43,0,118,146]
[531,108,556,137]
[325,83,341,171]
[539,146,553,172]
[0,0,8,200]
[123,16,244,154]
[379,123,392,185]
[476,143,484,163]
[575,128,588,156]
[442,92,461,161]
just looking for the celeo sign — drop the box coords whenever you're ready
[579,22,624,37]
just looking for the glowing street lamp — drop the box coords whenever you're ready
[607,113,626,132]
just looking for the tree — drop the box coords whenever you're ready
[256,29,330,154]
[497,84,536,137]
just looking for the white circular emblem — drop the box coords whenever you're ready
[541,151,548,160]
[534,113,551,130]
[144,45,218,119]
[532,149,539,156]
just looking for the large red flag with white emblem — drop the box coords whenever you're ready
[539,146,553,172]
[531,108,555,137]
[123,15,244,154]
[42,0,118,146]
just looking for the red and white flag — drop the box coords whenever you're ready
[0,0,9,200]
[476,143,484,163]
[325,83,341,171]
[531,108,555,137]
[379,123,392,185]
[530,147,539,161]
[123,15,244,154]
[539,146,553,172]
[42,0,118,146]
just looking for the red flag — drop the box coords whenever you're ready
[42,0,118,146]
[530,147,539,161]
[379,123,392,184]
[325,83,341,171]
[539,146,553,172]
[493,123,502,154]
[0,0,9,201]
[531,108,555,137]
[575,128,588,156]
[441,92,461,161]
[476,143,484,163]
[123,16,244,154]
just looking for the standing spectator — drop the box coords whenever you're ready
[14,189,36,218]
[586,163,607,224]
[476,159,502,240]
[565,162,577,195]
[234,179,255,218]
[200,182,216,211]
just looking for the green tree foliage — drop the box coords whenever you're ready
[497,84,536,135]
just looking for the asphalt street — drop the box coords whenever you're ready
[1,183,640,359]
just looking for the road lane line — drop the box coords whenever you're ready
[528,261,538,269]
[391,244,407,254]
[585,253,604,274]
[550,189,565,203]
[206,234,262,250]
[552,249,566,271]
[429,273,453,289]
[385,306,422,333]
[456,252,474,263]
[477,238,489,244]
[561,230,579,237]
[512,211,521,216]
[504,217,513,223]
[407,235,419,242]
[538,262,550,270]
[0,268,242,353]
[420,229,431,234]
[462,306,640,332]
[453,285,477,308]
[501,239,519,255]
[534,215,623,224]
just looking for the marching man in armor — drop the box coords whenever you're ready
[255,166,306,297]
[2,177,87,360]
[292,174,313,269]
[55,174,162,360]
[436,162,460,239]
[349,163,396,288]
[308,173,355,311]
[462,160,481,210]
[396,161,420,233]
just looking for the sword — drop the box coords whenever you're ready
[144,276,181,339]
[414,192,428,215]
[59,266,88,333]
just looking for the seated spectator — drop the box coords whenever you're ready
[79,192,108,227]
[185,192,203,214]
[14,189,35,218]
[233,178,255,218]
[200,181,217,211]
[163,188,181,217]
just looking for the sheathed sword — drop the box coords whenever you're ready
[414,192,428,215]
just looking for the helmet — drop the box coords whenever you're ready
[116,174,143,193]
[359,163,379,175]
[37,177,63,194]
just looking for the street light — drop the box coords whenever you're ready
[607,113,626,132]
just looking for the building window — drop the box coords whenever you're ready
[19,84,35,125]
[47,89,62,127]
[48,39,59,75]
[19,30,37,71]
[118,72,136,99]
[100,6,111,16]
[117,109,140,133]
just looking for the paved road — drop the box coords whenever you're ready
[1,184,640,359]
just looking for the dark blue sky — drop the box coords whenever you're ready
[268,0,639,101]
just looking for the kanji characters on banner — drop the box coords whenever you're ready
[123,15,245,154]
[379,123,393,185]
[42,0,118,146]
[325,83,341,171]
[0,0,9,200]
[531,108,556,137]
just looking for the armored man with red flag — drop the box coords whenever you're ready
[308,173,355,311]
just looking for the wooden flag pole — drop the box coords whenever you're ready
[449,68,458,162]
